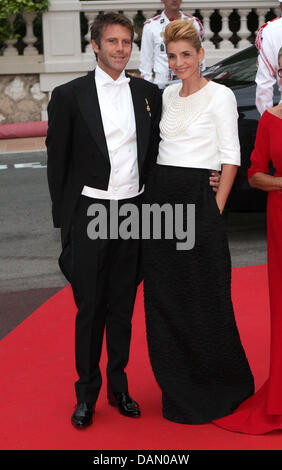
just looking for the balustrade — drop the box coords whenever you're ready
[0,1,280,96]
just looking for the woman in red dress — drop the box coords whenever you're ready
[213,48,282,434]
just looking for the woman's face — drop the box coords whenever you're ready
[166,40,204,81]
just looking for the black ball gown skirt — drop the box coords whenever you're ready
[142,164,254,424]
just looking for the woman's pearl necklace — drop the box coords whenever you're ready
[160,82,212,139]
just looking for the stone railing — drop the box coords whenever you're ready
[0,0,280,121]
[79,0,279,60]
[1,1,280,67]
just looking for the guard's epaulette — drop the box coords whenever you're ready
[144,14,161,25]
[255,17,281,50]
[183,12,194,19]
[255,17,281,77]
[256,16,280,35]
[183,12,205,39]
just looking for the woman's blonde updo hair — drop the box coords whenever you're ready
[163,19,202,52]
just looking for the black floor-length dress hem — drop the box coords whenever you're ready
[143,165,254,424]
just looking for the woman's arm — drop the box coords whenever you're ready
[215,164,238,214]
[249,172,282,192]
[247,112,274,192]
[213,86,241,211]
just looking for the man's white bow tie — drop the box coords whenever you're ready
[102,77,130,87]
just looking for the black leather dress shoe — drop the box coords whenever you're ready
[107,392,141,417]
[71,402,94,428]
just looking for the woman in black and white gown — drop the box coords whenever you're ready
[142,20,254,424]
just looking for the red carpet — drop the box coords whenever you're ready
[0,121,47,139]
[1,264,282,450]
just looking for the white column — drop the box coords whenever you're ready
[23,11,38,56]
[126,10,141,69]
[42,0,82,65]
[3,15,19,57]
[256,9,268,29]
[219,9,233,50]
[41,0,88,93]
[84,12,96,54]
[237,9,251,49]
[202,9,216,50]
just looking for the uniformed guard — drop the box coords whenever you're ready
[139,0,204,89]
[255,1,282,115]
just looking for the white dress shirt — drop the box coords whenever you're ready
[157,81,240,171]
[81,65,144,200]
[255,17,282,115]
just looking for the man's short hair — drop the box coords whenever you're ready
[90,12,134,47]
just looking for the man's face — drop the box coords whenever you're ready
[162,0,182,12]
[91,24,132,80]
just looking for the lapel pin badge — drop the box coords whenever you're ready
[145,98,151,117]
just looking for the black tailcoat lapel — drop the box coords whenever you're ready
[74,70,110,165]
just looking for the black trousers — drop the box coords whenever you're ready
[67,194,141,404]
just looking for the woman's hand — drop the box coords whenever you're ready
[209,170,220,192]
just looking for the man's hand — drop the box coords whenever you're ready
[209,170,221,192]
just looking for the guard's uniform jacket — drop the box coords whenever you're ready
[139,10,205,89]
[255,16,282,115]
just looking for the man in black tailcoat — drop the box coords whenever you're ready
[46,12,162,428]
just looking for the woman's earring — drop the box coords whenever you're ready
[198,62,202,77]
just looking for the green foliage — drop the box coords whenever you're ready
[0,18,15,42]
[0,0,48,43]
[0,0,49,16]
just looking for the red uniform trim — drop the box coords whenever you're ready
[255,17,281,77]
[144,14,161,25]
[183,12,205,40]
